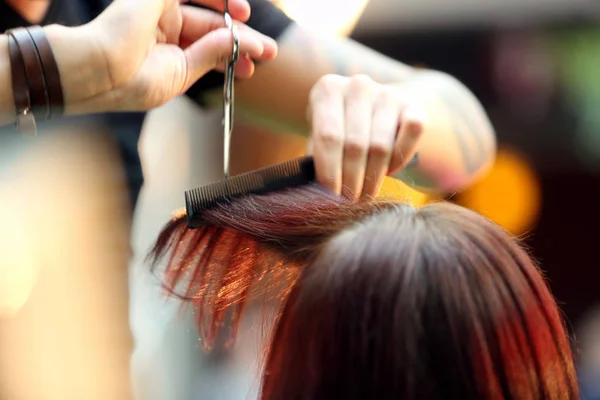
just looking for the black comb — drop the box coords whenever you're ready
[185,155,316,228]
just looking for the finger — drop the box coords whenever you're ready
[305,138,314,155]
[342,75,375,201]
[187,0,251,21]
[214,53,255,78]
[309,75,346,195]
[180,6,277,58]
[388,107,425,176]
[361,91,398,198]
[183,27,268,87]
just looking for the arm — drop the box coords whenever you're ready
[207,25,496,193]
[1,1,277,130]
[0,25,113,128]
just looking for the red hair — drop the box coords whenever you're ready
[150,184,578,399]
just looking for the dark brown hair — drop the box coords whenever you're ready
[150,184,579,399]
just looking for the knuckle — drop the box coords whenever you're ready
[351,74,374,86]
[320,73,346,86]
[316,128,343,148]
[344,138,368,158]
[348,74,376,97]
[310,74,345,100]
[376,86,399,106]
[369,141,393,158]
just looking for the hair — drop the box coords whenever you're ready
[149,183,579,400]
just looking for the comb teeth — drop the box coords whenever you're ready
[185,156,315,228]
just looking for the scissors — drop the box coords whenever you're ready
[222,0,240,179]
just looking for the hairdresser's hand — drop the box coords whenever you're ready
[306,74,426,200]
[52,0,277,114]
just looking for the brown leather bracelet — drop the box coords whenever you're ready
[26,26,64,119]
[6,33,36,135]
[7,28,49,120]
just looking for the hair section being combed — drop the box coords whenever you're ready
[148,184,402,348]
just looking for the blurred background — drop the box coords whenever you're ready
[1,0,600,398]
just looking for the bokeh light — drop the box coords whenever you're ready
[457,146,541,235]
[378,176,429,207]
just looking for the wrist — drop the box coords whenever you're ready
[43,24,115,115]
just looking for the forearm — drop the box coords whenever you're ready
[229,25,496,194]
[391,69,496,193]
[0,24,113,128]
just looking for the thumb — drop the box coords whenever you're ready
[182,27,265,87]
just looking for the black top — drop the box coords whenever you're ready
[0,0,293,211]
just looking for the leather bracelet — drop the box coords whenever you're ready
[5,25,65,135]
[6,33,36,135]
[7,28,49,120]
[27,26,64,119]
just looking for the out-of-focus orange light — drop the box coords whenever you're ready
[378,176,429,207]
[458,147,541,235]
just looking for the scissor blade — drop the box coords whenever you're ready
[222,7,239,179]
[223,61,236,179]
[223,100,232,178]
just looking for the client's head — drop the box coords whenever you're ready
[150,184,578,400]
